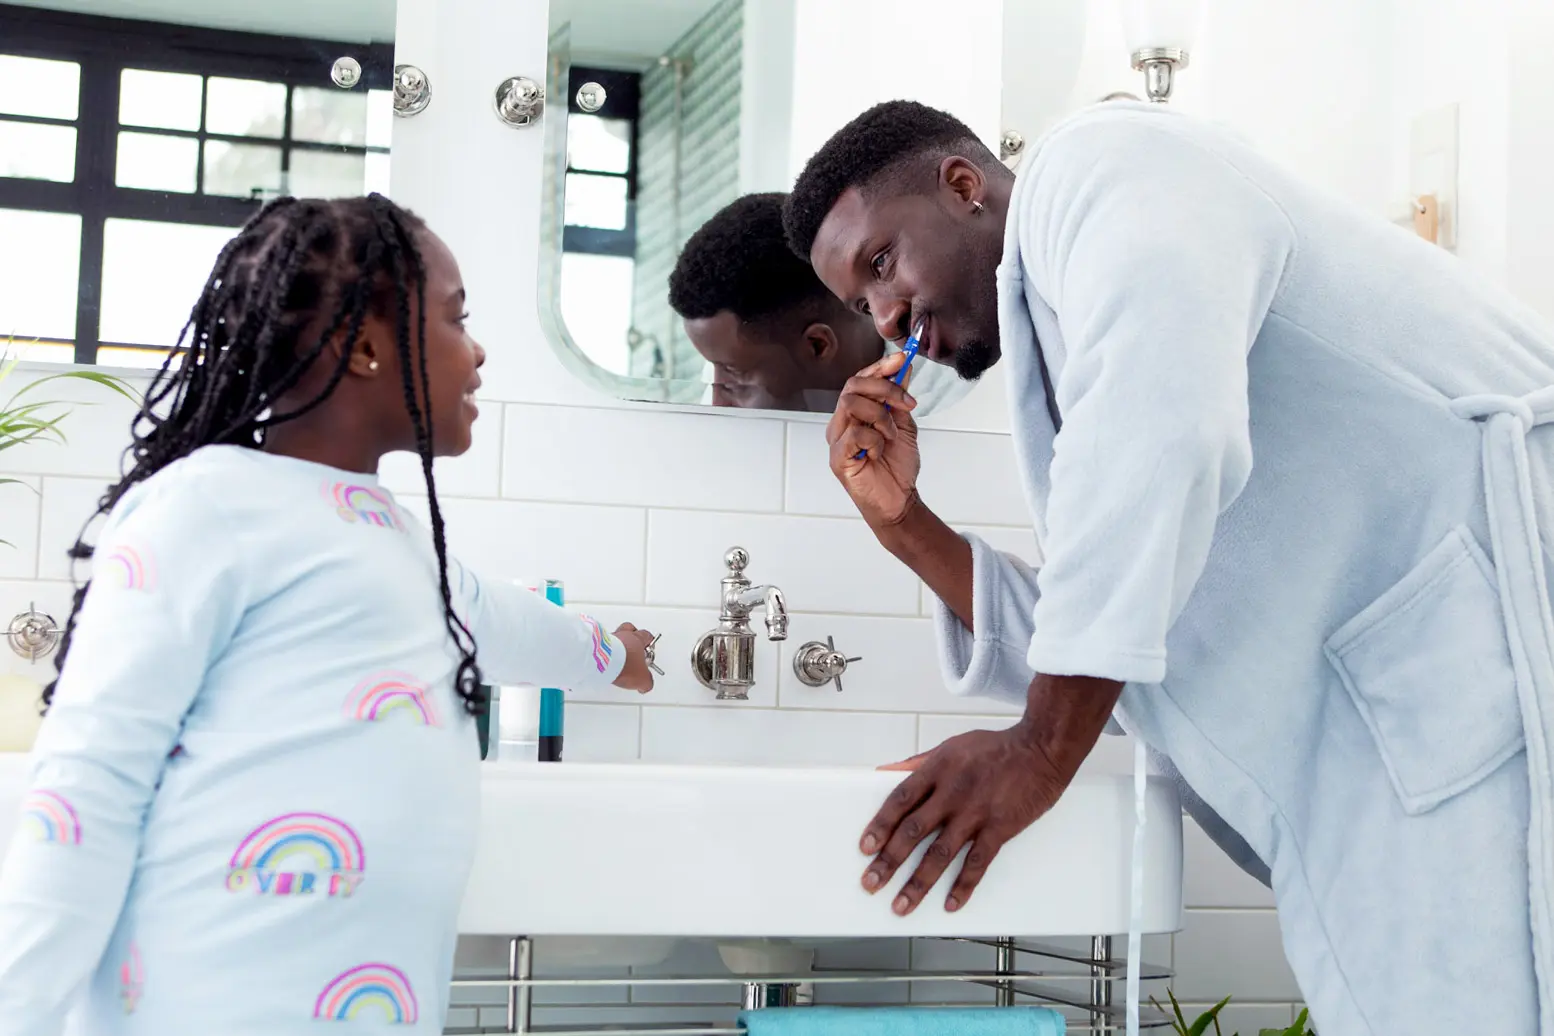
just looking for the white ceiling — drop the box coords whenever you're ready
[550,0,726,70]
[5,0,395,43]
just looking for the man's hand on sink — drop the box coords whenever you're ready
[611,623,658,694]
[858,675,1121,916]
[859,727,1067,917]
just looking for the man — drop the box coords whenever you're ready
[669,192,962,412]
[784,99,1554,1034]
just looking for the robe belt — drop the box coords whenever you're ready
[1452,385,1554,1032]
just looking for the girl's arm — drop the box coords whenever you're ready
[449,562,629,691]
[0,474,246,1034]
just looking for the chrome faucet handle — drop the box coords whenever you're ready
[792,636,861,693]
[7,602,62,662]
[643,633,664,677]
[724,546,749,577]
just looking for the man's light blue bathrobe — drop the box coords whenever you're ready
[934,102,1554,1034]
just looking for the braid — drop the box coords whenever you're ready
[47,194,485,715]
[366,196,481,707]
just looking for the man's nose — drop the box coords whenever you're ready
[870,295,911,343]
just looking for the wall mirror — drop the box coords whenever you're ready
[540,0,990,419]
[0,0,396,368]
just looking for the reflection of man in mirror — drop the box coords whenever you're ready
[669,193,957,413]
[782,100,1554,1035]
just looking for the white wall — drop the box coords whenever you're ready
[786,0,1005,182]
[1505,0,1554,323]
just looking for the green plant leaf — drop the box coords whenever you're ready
[13,367,138,405]
[1187,996,1234,1036]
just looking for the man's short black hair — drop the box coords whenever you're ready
[782,100,998,260]
[668,192,832,325]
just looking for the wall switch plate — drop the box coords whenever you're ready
[1410,103,1459,250]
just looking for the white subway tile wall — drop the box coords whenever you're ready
[0,387,1302,1023]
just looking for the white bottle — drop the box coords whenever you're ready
[496,684,542,762]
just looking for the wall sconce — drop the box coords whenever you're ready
[1119,0,1206,103]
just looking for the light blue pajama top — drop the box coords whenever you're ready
[0,445,626,1034]
[933,103,1554,1034]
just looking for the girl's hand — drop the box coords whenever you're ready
[612,623,657,693]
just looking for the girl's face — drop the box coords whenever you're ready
[373,227,487,458]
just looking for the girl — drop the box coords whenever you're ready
[0,195,655,1033]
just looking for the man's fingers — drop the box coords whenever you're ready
[892,821,977,916]
[830,426,886,469]
[834,393,898,441]
[863,797,948,895]
[877,751,931,772]
[859,767,933,857]
[855,350,911,381]
[944,833,1007,912]
[839,373,916,411]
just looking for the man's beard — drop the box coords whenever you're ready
[953,338,1000,381]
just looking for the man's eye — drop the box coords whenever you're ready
[871,250,889,276]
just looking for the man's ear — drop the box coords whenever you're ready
[939,154,988,210]
[802,322,840,363]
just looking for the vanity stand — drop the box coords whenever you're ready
[446,934,1173,1033]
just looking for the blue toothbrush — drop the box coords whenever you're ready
[856,320,924,459]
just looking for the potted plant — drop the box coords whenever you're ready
[1155,991,1316,1036]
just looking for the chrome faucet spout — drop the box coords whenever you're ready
[734,584,788,641]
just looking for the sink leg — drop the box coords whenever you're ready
[1090,935,1113,1032]
[507,936,533,1033]
[993,936,1016,1007]
[740,982,802,1010]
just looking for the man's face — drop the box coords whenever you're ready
[808,174,1001,381]
[684,311,809,410]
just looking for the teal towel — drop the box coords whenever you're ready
[738,1006,1066,1035]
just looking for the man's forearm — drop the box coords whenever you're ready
[872,492,974,630]
[1013,673,1125,780]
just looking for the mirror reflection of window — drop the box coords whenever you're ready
[557,67,640,378]
[0,7,393,368]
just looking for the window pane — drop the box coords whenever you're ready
[100,220,238,347]
[0,209,81,342]
[0,120,75,182]
[119,69,202,131]
[364,152,391,197]
[0,56,79,120]
[563,172,628,230]
[560,252,635,374]
[366,90,393,149]
[289,150,365,199]
[291,86,368,146]
[116,132,198,192]
[205,77,286,138]
[567,115,630,175]
[202,140,282,198]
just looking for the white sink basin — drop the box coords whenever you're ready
[0,757,1183,965]
[462,762,1182,939]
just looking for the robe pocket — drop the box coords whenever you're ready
[1324,525,1525,815]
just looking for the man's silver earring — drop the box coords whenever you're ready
[368,360,380,372]
[971,200,986,215]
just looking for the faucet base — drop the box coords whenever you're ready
[691,630,753,701]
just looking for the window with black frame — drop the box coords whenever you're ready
[556,65,640,376]
[0,4,393,368]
